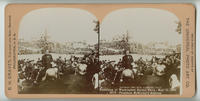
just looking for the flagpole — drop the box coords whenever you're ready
[97,21,100,93]
[93,20,100,92]
[93,20,100,61]
[98,21,100,64]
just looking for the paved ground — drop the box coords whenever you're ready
[19,72,97,94]
[19,72,178,94]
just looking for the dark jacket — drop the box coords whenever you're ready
[42,54,53,68]
[122,55,133,69]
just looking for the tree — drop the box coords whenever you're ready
[175,21,182,34]
[36,29,52,54]
[119,31,131,51]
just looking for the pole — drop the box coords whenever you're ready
[97,21,100,92]
[98,21,100,63]
[93,20,100,92]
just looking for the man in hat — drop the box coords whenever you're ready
[42,50,53,69]
[122,50,133,69]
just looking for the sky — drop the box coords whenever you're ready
[19,8,181,46]
[101,8,182,45]
[19,8,98,44]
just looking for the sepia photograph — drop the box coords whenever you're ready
[99,8,181,94]
[18,8,99,94]
[17,7,181,94]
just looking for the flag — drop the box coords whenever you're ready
[93,20,100,34]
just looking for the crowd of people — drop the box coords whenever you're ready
[18,49,181,93]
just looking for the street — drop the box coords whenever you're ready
[19,72,97,94]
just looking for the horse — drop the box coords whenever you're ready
[42,67,58,81]
[92,70,112,90]
[92,73,100,89]
[24,62,34,80]
[18,71,26,92]
[77,63,87,75]
[30,65,44,84]
[154,64,166,76]
[169,74,180,89]
[120,69,135,84]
